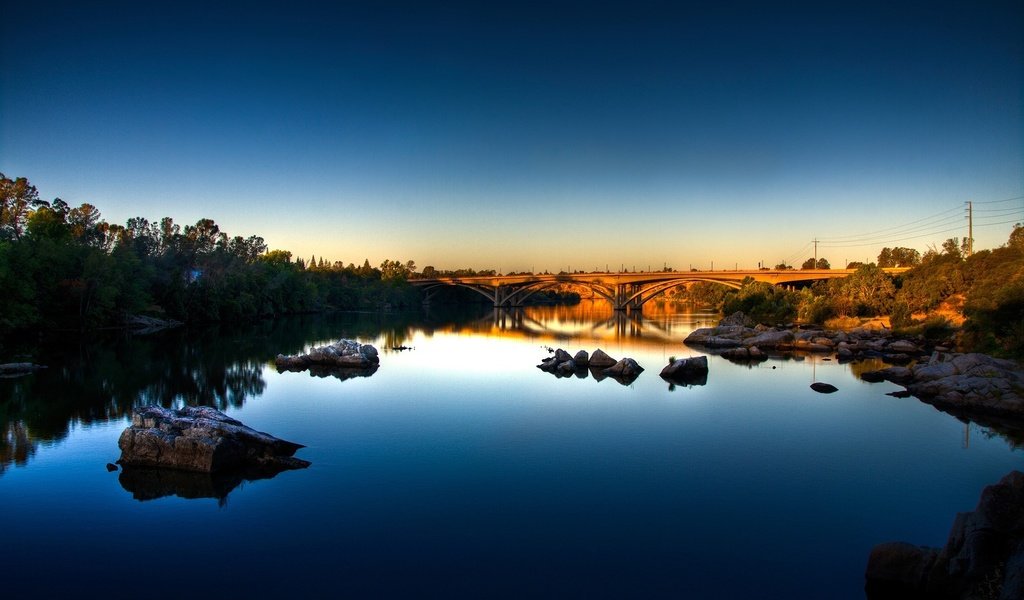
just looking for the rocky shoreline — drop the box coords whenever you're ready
[684,313,1023,422]
[866,470,1024,599]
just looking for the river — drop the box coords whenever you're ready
[1,302,1020,598]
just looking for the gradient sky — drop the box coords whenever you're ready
[2,0,1021,272]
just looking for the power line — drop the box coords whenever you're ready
[818,214,966,246]
[818,203,963,242]
[973,195,1024,205]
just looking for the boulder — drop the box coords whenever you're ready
[118,406,310,474]
[603,358,644,378]
[866,470,1024,599]
[554,348,573,363]
[661,356,709,385]
[573,350,590,367]
[589,349,618,368]
[743,329,794,349]
[887,339,921,354]
[661,356,709,378]
[810,382,838,393]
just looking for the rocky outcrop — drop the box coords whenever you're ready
[126,314,183,334]
[862,352,1024,419]
[866,470,1024,599]
[118,406,310,474]
[684,323,932,364]
[275,339,379,372]
[0,362,47,378]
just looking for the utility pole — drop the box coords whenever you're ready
[813,238,818,267]
[967,201,973,256]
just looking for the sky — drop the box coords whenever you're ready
[1,0,1021,272]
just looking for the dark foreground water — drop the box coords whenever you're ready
[2,303,1021,598]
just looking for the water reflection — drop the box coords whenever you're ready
[118,465,288,505]
[2,304,1023,478]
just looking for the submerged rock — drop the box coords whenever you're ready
[810,382,838,394]
[118,406,310,474]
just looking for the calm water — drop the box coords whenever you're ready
[2,303,1021,598]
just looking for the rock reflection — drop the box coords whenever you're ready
[118,465,292,505]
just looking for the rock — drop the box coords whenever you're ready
[556,359,577,375]
[118,406,310,474]
[106,463,119,472]
[554,348,573,363]
[661,356,709,378]
[810,382,838,393]
[865,542,939,597]
[589,349,618,368]
[887,339,921,354]
[661,356,709,385]
[603,358,644,378]
[866,470,1024,600]
[743,329,794,349]
[860,371,885,383]
[276,339,380,372]
[537,357,560,372]
[862,367,914,385]
[719,347,749,360]
[125,314,184,334]
[573,350,589,367]
[0,362,47,378]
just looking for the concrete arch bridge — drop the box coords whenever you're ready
[411,268,908,311]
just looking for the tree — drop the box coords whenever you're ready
[380,259,413,281]
[260,249,292,265]
[0,173,43,240]
[1003,222,1023,252]
[774,262,794,270]
[800,257,829,269]
[941,237,962,259]
[878,247,921,268]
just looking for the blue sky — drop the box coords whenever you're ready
[1,1,1021,272]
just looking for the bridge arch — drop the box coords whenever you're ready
[622,277,744,309]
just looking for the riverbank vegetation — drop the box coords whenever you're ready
[3,173,1022,356]
[680,235,1024,357]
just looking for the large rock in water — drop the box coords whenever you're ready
[589,349,618,368]
[866,470,1024,599]
[275,339,379,371]
[118,406,310,474]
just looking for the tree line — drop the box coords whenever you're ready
[0,173,420,334]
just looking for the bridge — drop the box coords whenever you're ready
[411,268,910,311]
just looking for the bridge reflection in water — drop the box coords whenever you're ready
[413,268,909,311]
[450,302,721,344]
